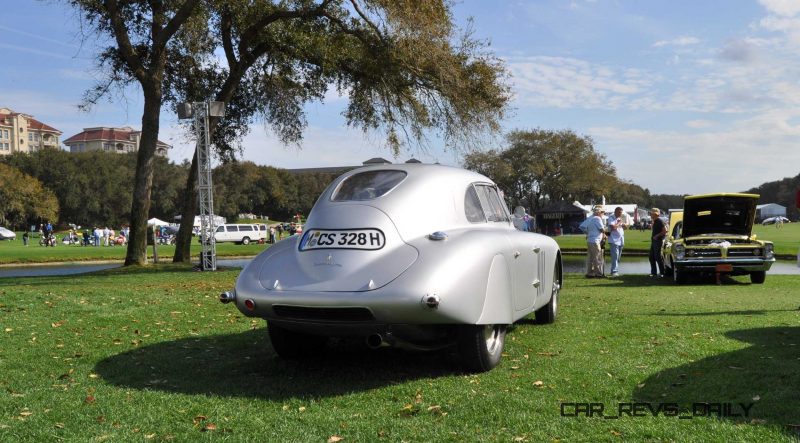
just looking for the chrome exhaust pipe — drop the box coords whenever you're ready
[219,291,236,304]
[366,334,390,349]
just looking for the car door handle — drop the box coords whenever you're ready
[532,279,541,288]
[532,247,541,253]
[513,251,520,258]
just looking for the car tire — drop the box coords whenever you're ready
[673,266,687,284]
[242,237,250,245]
[267,322,327,359]
[457,324,506,373]
[750,271,766,284]
[535,262,561,324]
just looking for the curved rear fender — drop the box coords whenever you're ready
[476,254,513,324]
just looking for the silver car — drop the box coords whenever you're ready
[0,227,16,240]
[221,164,562,372]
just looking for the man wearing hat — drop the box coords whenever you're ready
[579,205,606,278]
[649,208,667,277]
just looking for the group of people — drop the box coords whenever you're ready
[579,206,667,278]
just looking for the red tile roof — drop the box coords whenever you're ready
[0,112,62,134]
[64,127,169,147]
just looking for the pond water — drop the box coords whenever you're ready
[1,256,798,278]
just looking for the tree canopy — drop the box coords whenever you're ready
[463,129,618,211]
[68,0,511,265]
[0,163,59,228]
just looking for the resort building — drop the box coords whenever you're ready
[0,107,62,155]
[63,126,171,157]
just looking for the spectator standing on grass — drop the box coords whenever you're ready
[269,225,276,244]
[93,227,100,247]
[276,223,283,240]
[579,206,606,278]
[607,207,627,277]
[649,208,667,277]
[23,231,29,246]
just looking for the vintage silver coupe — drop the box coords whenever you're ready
[220,164,562,372]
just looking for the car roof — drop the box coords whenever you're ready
[315,164,497,238]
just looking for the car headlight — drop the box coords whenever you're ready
[765,243,774,259]
[675,244,685,260]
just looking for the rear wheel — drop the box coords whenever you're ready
[535,262,561,324]
[267,322,327,359]
[241,237,250,245]
[457,324,506,373]
[750,271,766,284]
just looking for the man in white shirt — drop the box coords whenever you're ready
[606,207,627,277]
[579,206,606,278]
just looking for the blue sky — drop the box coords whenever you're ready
[3,0,800,195]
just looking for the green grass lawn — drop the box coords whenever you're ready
[0,234,274,265]
[554,222,800,258]
[1,267,798,441]
[3,222,797,264]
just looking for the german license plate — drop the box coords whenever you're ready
[715,264,733,272]
[299,229,386,251]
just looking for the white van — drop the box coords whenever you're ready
[213,224,264,245]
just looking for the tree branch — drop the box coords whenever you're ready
[220,7,238,67]
[104,0,147,83]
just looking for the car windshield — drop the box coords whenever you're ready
[331,170,407,201]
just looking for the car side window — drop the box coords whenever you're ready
[475,185,510,223]
[465,185,486,223]
[240,226,253,232]
[227,226,238,232]
[215,226,224,233]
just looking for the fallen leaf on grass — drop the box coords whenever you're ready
[201,423,217,432]
[610,429,622,437]
[54,423,65,429]
[51,321,65,328]
[533,381,544,387]
[328,436,344,443]
[85,395,96,404]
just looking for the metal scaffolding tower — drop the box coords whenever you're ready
[179,101,225,271]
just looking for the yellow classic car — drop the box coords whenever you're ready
[661,193,775,284]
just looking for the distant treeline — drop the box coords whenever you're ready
[746,173,800,221]
[0,150,339,228]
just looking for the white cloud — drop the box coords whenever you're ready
[508,56,653,110]
[591,109,800,194]
[759,0,800,17]
[685,119,715,128]
[653,36,701,47]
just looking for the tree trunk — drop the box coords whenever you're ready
[173,149,198,263]
[124,91,162,266]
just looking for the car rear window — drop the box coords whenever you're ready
[331,170,407,201]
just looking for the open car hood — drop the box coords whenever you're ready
[682,194,758,238]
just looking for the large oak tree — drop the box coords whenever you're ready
[68,0,201,265]
[166,0,511,262]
